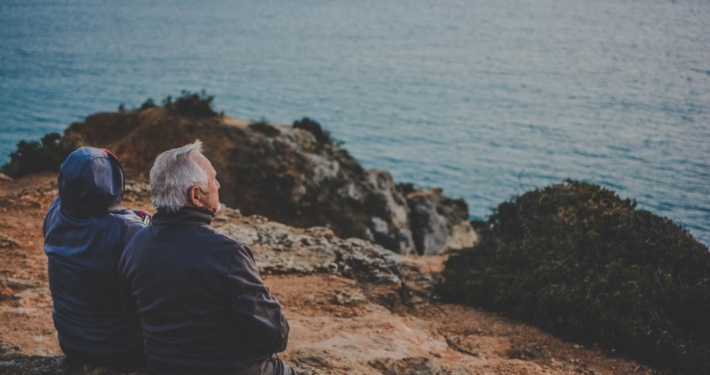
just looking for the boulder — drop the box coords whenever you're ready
[214,217,405,285]
[407,189,477,255]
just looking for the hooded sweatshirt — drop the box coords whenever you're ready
[43,147,145,356]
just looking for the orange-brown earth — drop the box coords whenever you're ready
[0,173,660,374]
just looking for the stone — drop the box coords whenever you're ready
[0,236,21,249]
[369,356,473,375]
[0,286,14,300]
[407,189,477,255]
[212,214,423,286]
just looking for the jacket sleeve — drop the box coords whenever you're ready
[43,197,60,237]
[228,243,289,354]
[118,216,146,315]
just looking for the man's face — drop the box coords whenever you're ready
[192,153,221,214]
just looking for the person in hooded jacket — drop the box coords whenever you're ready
[43,147,149,371]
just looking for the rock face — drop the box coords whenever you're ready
[65,108,475,255]
[0,343,68,375]
[407,189,477,255]
[369,357,473,375]
[212,206,415,285]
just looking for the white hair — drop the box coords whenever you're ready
[150,140,208,213]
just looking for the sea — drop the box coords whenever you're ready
[1,0,709,245]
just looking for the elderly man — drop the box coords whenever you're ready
[119,140,294,375]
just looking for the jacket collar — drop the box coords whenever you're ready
[152,207,214,227]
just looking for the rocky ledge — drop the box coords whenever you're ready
[0,201,441,375]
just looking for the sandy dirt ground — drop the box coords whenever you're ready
[0,173,660,374]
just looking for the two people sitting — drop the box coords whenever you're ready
[43,141,295,374]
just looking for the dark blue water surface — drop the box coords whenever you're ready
[1,0,709,244]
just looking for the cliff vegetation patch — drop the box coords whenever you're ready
[293,117,333,145]
[1,133,77,178]
[249,121,281,137]
[438,179,710,374]
[160,89,218,118]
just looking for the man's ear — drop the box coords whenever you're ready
[188,186,202,208]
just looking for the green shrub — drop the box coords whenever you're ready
[1,133,77,178]
[437,179,710,374]
[162,90,217,117]
[293,117,332,144]
[248,121,280,137]
[139,98,157,110]
[396,182,416,196]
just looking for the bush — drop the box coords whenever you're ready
[162,90,217,117]
[1,133,77,178]
[437,179,710,374]
[139,98,157,110]
[293,117,332,144]
[248,121,280,137]
[396,182,416,196]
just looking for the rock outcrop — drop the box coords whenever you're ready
[212,207,408,285]
[406,189,477,255]
[0,342,68,375]
[369,357,473,375]
[64,108,475,254]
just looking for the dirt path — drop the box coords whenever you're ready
[0,174,659,374]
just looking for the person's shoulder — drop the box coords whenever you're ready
[192,227,255,270]
[202,226,247,248]
[109,209,144,225]
[105,210,146,237]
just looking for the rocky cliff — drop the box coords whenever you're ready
[63,108,475,255]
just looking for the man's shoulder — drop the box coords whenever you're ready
[199,225,249,252]
[185,227,255,269]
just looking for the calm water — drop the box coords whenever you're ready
[1,0,709,244]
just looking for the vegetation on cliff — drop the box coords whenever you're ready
[161,90,219,117]
[137,90,219,118]
[438,179,710,374]
[248,121,281,137]
[293,117,333,145]
[1,133,76,178]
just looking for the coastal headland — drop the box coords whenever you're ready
[0,106,660,374]
[0,173,658,374]
[61,107,476,256]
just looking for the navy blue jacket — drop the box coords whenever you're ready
[119,207,289,374]
[43,147,145,357]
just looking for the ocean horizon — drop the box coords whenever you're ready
[1,0,708,244]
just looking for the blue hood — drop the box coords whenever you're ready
[58,147,124,216]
